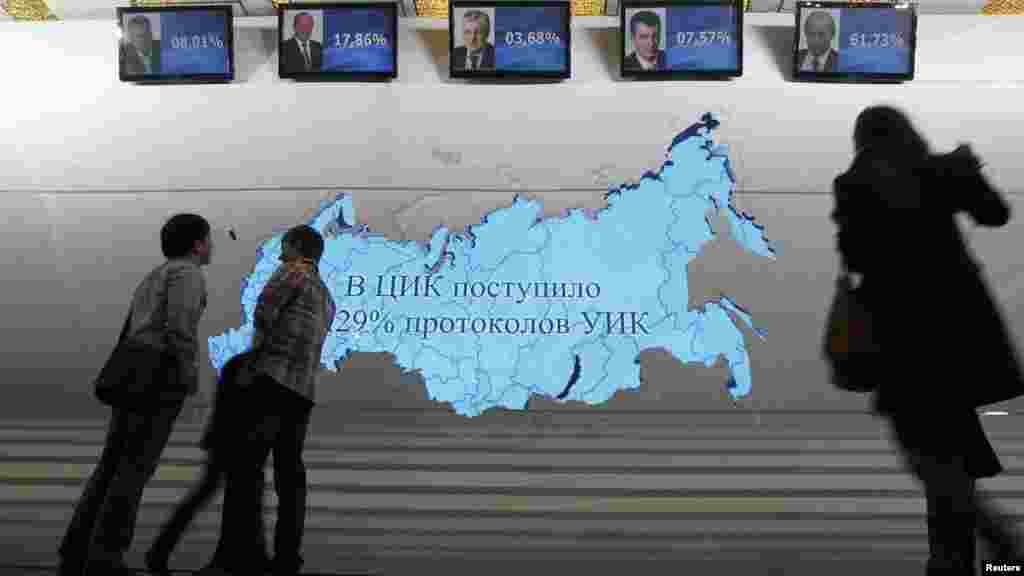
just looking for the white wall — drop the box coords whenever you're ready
[2,14,1023,419]
[4,15,1024,194]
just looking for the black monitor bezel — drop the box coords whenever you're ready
[117,5,235,84]
[619,0,744,80]
[792,0,917,83]
[277,1,399,81]
[449,0,572,80]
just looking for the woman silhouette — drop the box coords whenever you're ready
[832,105,1024,574]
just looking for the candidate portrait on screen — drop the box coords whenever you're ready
[121,14,161,75]
[282,10,323,72]
[453,8,495,70]
[624,9,667,71]
[798,9,839,72]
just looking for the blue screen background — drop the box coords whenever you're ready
[322,8,395,73]
[159,11,230,75]
[494,6,567,72]
[836,7,913,74]
[663,5,738,71]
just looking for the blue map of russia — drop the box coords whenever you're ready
[208,113,776,417]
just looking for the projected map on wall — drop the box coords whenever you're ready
[208,113,775,417]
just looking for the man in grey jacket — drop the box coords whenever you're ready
[207,224,335,576]
[58,213,212,576]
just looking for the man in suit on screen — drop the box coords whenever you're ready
[452,10,495,70]
[624,11,667,70]
[798,10,839,72]
[281,12,322,73]
[122,15,160,75]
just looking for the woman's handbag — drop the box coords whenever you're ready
[94,310,179,411]
[823,272,881,393]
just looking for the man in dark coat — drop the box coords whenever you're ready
[452,10,495,70]
[122,15,161,75]
[832,105,1024,574]
[280,12,322,73]
[797,11,838,72]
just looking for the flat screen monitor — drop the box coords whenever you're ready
[278,2,398,80]
[792,1,917,82]
[620,0,743,79]
[449,0,571,79]
[117,5,234,83]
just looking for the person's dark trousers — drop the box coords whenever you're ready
[153,350,274,573]
[57,400,183,572]
[146,451,229,568]
[148,450,270,572]
[913,451,978,575]
[889,411,1023,575]
[215,446,268,574]
[220,373,312,576]
[268,381,313,576]
[915,458,1022,575]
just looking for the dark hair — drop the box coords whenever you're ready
[161,213,211,259]
[630,11,661,37]
[804,10,836,38]
[462,10,491,38]
[127,15,152,34]
[853,105,930,159]
[283,225,325,264]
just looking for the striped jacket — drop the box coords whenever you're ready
[250,258,336,404]
[124,258,208,397]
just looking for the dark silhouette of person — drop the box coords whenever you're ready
[57,214,212,576]
[624,11,667,71]
[832,105,1024,574]
[281,12,322,73]
[205,225,335,576]
[452,10,495,70]
[121,15,161,75]
[143,349,267,576]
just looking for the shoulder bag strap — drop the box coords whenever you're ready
[116,307,133,344]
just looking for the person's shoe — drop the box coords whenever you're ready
[985,539,1024,565]
[982,523,1024,564]
[56,558,85,576]
[196,564,233,576]
[269,559,301,576]
[144,547,172,576]
[84,559,135,576]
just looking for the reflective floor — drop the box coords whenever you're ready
[1,412,1021,575]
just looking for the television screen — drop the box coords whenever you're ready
[279,2,398,79]
[620,0,743,79]
[792,1,916,82]
[117,6,233,83]
[449,1,571,79]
